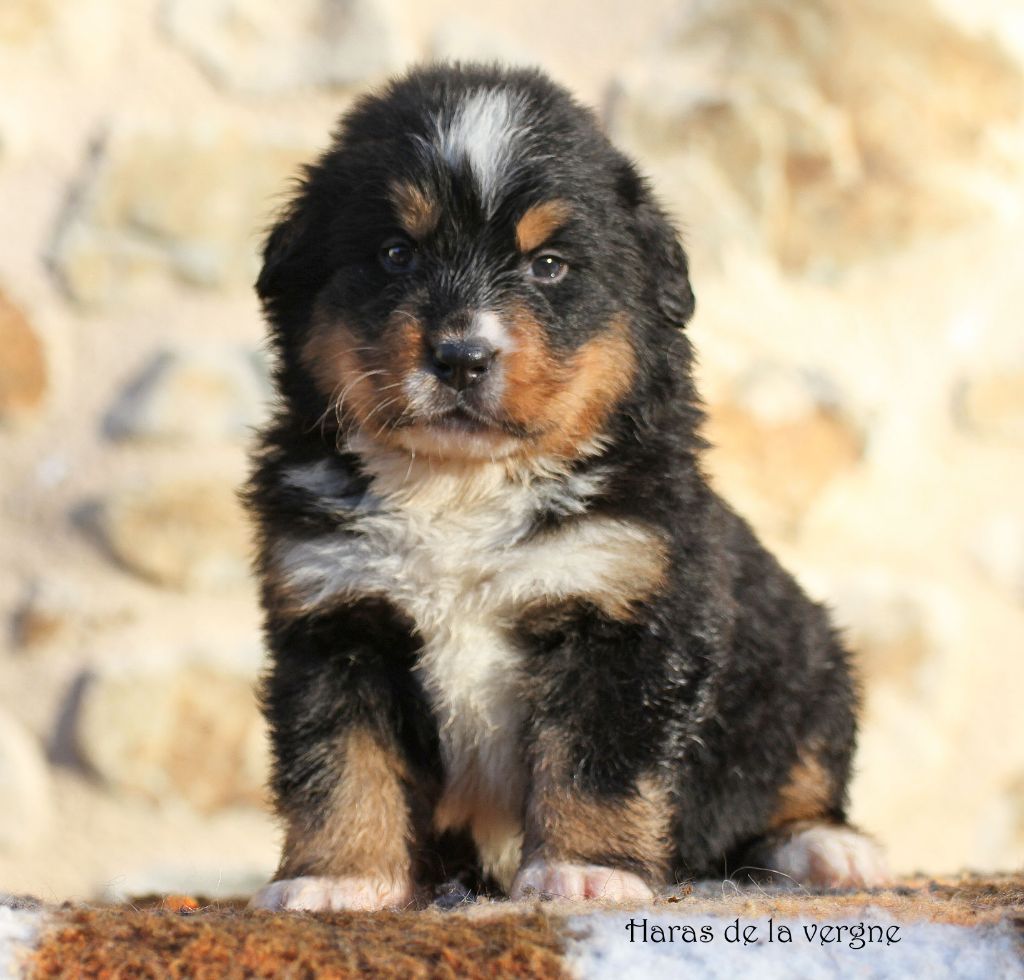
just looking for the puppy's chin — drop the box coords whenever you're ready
[389,420,522,461]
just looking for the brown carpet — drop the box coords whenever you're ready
[24,874,1024,979]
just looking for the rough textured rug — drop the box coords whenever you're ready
[2,875,1022,978]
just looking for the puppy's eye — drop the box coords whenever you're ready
[379,237,417,274]
[528,254,568,284]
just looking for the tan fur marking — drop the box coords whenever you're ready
[301,311,423,445]
[389,181,440,239]
[588,541,667,619]
[500,306,565,422]
[519,528,668,624]
[545,315,636,452]
[277,729,414,887]
[301,321,376,425]
[503,312,636,459]
[771,754,834,828]
[523,733,672,883]
[515,199,571,253]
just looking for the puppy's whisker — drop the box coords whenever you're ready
[363,395,404,427]
[333,369,387,412]
[390,310,421,327]
[322,345,378,364]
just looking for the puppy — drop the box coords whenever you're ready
[246,63,888,911]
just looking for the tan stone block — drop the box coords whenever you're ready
[954,369,1024,444]
[12,580,81,652]
[161,0,411,96]
[0,288,46,422]
[0,0,55,46]
[0,710,53,850]
[50,122,321,307]
[969,514,1024,603]
[74,662,268,812]
[825,573,950,696]
[105,346,270,444]
[609,0,1024,273]
[805,568,971,723]
[703,366,862,537]
[95,478,252,591]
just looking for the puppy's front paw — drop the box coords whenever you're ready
[249,874,412,912]
[511,859,653,901]
[765,824,891,889]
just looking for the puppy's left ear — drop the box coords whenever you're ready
[617,160,695,328]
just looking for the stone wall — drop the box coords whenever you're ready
[1,0,1022,898]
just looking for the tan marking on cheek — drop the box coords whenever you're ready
[770,753,834,829]
[301,312,424,442]
[301,320,377,422]
[389,181,440,239]
[515,199,571,253]
[540,315,636,454]
[502,312,636,458]
[524,733,672,884]
[277,729,418,886]
[387,313,425,397]
[501,307,566,424]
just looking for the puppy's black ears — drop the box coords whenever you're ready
[255,207,300,305]
[255,172,331,318]
[617,160,696,328]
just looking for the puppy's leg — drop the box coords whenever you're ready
[738,742,890,889]
[250,600,432,912]
[511,727,672,901]
[748,821,890,890]
[512,766,668,901]
[512,587,684,902]
[252,729,417,912]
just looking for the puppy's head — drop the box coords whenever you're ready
[260,64,695,462]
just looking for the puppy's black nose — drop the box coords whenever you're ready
[430,339,496,390]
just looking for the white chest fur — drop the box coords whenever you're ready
[274,453,665,877]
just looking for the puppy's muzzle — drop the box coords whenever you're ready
[429,338,497,391]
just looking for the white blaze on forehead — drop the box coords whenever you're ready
[436,88,529,215]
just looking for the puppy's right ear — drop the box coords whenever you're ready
[256,173,331,320]
[256,205,302,305]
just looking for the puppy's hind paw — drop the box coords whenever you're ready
[762,824,891,890]
[510,860,653,901]
[249,874,413,912]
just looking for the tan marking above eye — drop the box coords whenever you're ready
[389,181,440,239]
[515,200,571,253]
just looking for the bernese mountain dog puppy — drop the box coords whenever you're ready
[246,63,888,911]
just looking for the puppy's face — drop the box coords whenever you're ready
[259,66,695,461]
